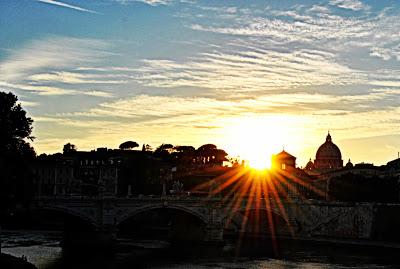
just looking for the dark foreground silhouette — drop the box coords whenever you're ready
[1,253,37,269]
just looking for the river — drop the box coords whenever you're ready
[1,230,399,268]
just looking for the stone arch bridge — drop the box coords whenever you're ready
[33,195,376,243]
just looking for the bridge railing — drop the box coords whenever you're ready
[33,194,223,201]
[34,194,388,208]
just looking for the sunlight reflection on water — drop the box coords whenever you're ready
[1,230,397,269]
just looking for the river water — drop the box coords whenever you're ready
[2,230,399,268]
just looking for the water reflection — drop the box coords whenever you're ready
[1,230,398,269]
[2,230,62,269]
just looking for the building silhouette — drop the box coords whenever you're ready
[271,150,296,170]
[30,148,168,197]
[314,132,343,170]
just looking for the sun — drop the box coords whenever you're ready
[220,116,294,170]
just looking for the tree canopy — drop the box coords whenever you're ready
[119,140,139,150]
[174,145,195,152]
[0,91,35,158]
[155,143,174,153]
[197,144,217,152]
[196,144,227,164]
[63,142,77,154]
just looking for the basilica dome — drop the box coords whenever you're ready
[316,133,342,159]
[314,132,343,170]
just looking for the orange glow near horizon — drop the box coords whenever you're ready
[219,116,299,170]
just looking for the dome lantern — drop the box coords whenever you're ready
[326,131,332,142]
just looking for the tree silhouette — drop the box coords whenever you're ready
[142,144,153,152]
[212,149,228,164]
[195,144,228,165]
[119,141,139,150]
[63,142,77,153]
[155,143,174,153]
[173,145,195,163]
[153,144,175,161]
[197,144,217,152]
[154,144,174,155]
[0,91,35,214]
[0,91,35,157]
[197,144,217,164]
[174,145,195,152]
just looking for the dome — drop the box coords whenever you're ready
[345,159,353,168]
[314,132,343,170]
[305,158,315,170]
[316,133,342,159]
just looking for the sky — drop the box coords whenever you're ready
[0,0,399,167]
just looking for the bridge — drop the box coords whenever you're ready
[33,194,380,247]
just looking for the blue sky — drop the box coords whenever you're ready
[1,0,399,166]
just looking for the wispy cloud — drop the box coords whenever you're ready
[0,81,74,95]
[0,81,113,97]
[114,0,171,6]
[114,0,195,6]
[188,3,400,63]
[133,44,361,93]
[19,100,40,107]
[190,7,374,43]
[38,0,98,14]
[370,45,400,61]
[0,36,109,82]
[70,90,399,122]
[0,36,116,96]
[369,80,400,87]
[84,90,114,98]
[329,0,368,11]
[29,71,128,84]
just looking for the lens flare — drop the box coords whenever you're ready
[218,116,300,169]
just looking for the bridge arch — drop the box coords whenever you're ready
[34,205,99,229]
[117,204,209,226]
[117,203,210,242]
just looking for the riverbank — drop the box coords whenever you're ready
[1,253,37,269]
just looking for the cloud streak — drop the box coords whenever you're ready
[133,44,362,94]
[114,0,172,6]
[0,36,109,82]
[0,36,117,96]
[329,0,368,11]
[38,0,98,13]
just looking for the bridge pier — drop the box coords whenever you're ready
[204,208,224,243]
[205,225,223,242]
